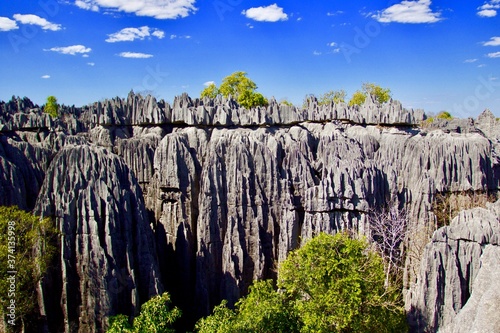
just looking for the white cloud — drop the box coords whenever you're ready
[487,51,500,58]
[13,14,62,31]
[464,59,478,63]
[483,36,500,46]
[0,17,19,31]
[73,0,197,19]
[313,50,322,56]
[169,34,191,39]
[242,4,288,22]
[374,0,442,24]
[45,45,92,55]
[152,30,165,39]
[87,62,95,66]
[477,1,500,17]
[106,26,165,42]
[478,9,497,17]
[203,81,216,86]
[118,52,153,58]
[41,75,51,79]
[327,42,337,47]
[246,23,254,29]
[327,11,344,16]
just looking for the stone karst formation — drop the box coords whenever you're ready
[1,92,499,332]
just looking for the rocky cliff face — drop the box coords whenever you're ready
[408,200,500,333]
[1,93,499,332]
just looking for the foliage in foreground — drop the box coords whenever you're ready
[200,72,268,109]
[349,82,392,106]
[107,292,181,333]
[196,233,407,333]
[0,206,58,332]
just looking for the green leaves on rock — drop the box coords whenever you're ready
[196,233,407,333]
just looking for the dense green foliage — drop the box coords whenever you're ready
[349,83,391,106]
[44,95,59,118]
[0,206,58,331]
[200,72,268,109]
[107,292,181,333]
[436,111,453,120]
[196,233,407,333]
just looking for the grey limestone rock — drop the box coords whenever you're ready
[34,144,162,333]
[408,200,500,332]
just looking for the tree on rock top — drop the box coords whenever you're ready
[200,71,268,109]
[349,83,391,106]
[44,95,59,118]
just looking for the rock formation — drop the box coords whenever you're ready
[408,200,500,333]
[1,93,499,332]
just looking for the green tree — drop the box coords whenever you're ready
[318,89,347,105]
[197,233,407,333]
[0,206,58,332]
[348,90,366,106]
[279,233,406,333]
[348,83,391,106]
[201,83,219,99]
[107,292,181,333]
[200,72,268,109]
[44,95,59,118]
[436,111,452,120]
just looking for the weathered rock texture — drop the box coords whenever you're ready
[408,200,500,333]
[34,145,162,333]
[1,93,499,332]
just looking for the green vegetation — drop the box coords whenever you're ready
[318,89,347,105]
[107,292,181,333]
[0,206,58,332]
[44,95,59,118]
[196,233,407,333]
[349,83,391,106]
[436,111,453,120]
[200,72,268,109]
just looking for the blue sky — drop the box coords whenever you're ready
[0,1,499,117]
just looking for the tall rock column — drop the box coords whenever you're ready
[34,144,162,333]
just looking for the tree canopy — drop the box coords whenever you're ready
[200,72,268,109]
[0,206,58,332]
[106,292,181,333]
[44,95,59,118]
[348,83,391,106]
[196,233,407,333]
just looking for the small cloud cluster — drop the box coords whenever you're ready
[106,26,165,42]
[118,52,153,59]
[44,45,92,56]
[242,4,288,22]
[0,14,61,31]
[373,0,442,24]
[41,75,51,79]
[477,0,500,17]
[170,34,191,39]
[482,36,500,58]
[74,0,197,19]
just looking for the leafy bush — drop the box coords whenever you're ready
[348,83,391,106]
[436,111,453,120]
[107,293,181,333]
[44,95,58,118]
[0,206,58,332]
[199,72,268,109]
[196,233,407,333]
